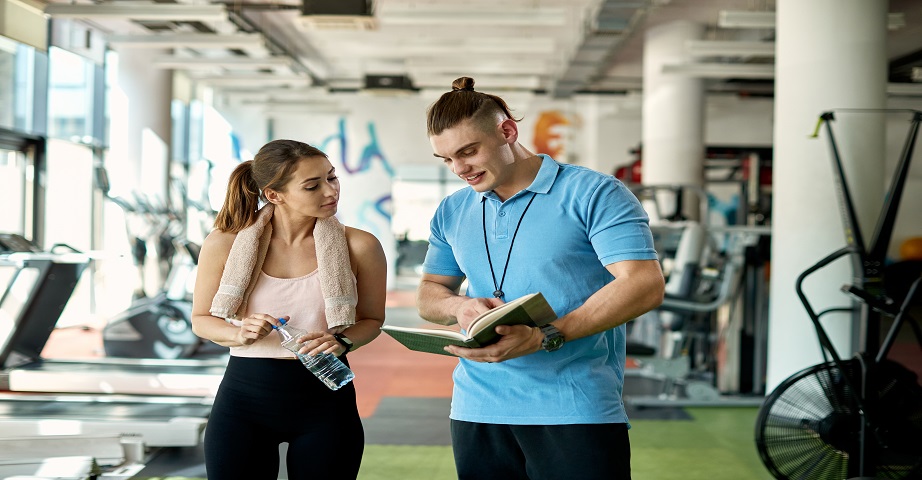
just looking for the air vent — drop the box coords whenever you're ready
[298,0,376,30]
[364,74,415,91]
[302,0,371,16]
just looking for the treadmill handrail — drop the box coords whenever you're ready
[43,356,227,368]
[1,252,91,265]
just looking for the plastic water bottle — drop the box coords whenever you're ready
[273,318,354,391]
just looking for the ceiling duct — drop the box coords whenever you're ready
[298,0,376,30]
[551,0,647,98]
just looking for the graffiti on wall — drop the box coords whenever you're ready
[321,118,396,177]
[533,110,581,163]
[319,118,394,238]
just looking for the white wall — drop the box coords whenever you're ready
[705,95,775,146]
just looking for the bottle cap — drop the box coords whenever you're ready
[272,317,287,330]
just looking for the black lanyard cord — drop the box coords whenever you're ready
[482,191,538,299]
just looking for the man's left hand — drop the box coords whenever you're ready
[444,324,543,363]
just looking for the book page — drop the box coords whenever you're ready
[467,293,535,337]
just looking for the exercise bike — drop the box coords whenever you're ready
[754,110,922,479]
[94,166,202,360]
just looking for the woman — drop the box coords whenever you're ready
[191,139,386,479]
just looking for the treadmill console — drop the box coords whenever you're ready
[0,234,41,254]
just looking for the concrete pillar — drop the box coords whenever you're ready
[107,47,173,199]
[767,0,887,390]
[641,20,705,219]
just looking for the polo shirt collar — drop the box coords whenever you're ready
[479,154,560,202]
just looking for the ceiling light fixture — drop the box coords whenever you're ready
[191,74,312,87]
[718,10,905,30]
[716,11,775,29]
[887,83,922,97]
[297,15,377,31]
[662,63,774,79]
[685,40,774,57]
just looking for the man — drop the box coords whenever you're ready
[416,76,666,480]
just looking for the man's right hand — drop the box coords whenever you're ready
[455,296,504,331]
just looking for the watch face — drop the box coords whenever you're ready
[540,325,564,352]
[544,336,564,351]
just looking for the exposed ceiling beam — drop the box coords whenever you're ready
[43,3,227,22]
[377,5,570,27]
[307,38,559,57]
[152,56,291,70]
[191,74,311,87]
[106,33,264,49]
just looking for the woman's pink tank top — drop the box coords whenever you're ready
[229,270,328,358]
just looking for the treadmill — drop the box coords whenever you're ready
[0,234,220,448]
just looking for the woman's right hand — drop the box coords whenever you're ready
[235,314,285,345]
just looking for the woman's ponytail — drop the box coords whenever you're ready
[213,160,261,233]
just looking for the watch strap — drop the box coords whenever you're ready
[333,333,353,353]
[539,324,564,352]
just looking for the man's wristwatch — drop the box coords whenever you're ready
[333,333,354,353]
[539,324,565,352]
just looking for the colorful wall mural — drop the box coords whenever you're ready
[320,117,395,240]
[533,110,581,162]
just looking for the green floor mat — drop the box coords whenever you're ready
[630,407,772,480]
[358,407,772,480]
[359,445,456,480]
[134,407,773,479]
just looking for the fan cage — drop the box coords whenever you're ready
[755,357,922,480]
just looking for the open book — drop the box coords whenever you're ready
[381,292,557,356]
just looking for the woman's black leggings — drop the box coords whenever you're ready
[204,356,364,480]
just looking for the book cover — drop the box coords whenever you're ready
[381,292,557,356]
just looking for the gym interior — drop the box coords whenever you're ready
[1,0,922,479]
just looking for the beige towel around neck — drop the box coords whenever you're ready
[209,203,357,331]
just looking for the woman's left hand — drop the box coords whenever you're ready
[296,332,347,357]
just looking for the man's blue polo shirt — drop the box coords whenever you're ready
[423,155,658,425]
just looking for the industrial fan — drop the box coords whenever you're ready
[755,357,922,479]
[755,109,922,480]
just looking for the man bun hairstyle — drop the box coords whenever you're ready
[426,76,521,136]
